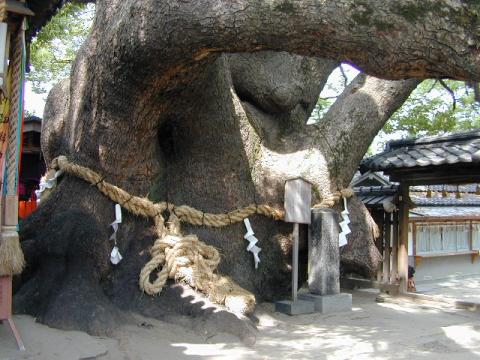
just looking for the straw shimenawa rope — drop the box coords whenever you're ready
[312,188,354,208]
[51,156,354,314]
[52,156,284,315]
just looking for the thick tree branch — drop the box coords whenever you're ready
[312,75,420,185]
[93,0,480,100]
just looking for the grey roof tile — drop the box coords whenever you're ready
[361,130,480,171]
[473,150,480,161]
[411,184,479,193]
[411,207,480,217]
[411,194,480,206]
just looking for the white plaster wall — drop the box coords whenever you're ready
[411,254,480,282]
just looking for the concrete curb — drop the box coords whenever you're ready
[376,292,480,312]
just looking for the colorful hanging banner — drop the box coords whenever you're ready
[0,92,10,193]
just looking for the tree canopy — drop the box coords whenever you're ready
[384,80,480,138]
[28,3,94,93]
[310,65,480,152]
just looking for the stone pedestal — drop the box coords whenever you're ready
[308,208,340,295]
[275,299,315,315]
[300,208,351,314]
[298,293,352,314]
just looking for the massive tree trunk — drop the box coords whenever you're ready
[15,0,478,342]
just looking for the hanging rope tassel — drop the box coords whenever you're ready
[139,213,256,315]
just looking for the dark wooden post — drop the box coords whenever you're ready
[382,213,391,283]
[376,212,385,282]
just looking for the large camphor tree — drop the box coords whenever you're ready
[15,0,480,343]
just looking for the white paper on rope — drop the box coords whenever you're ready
[243,218,261,269]
[35,170,64,204]
[339,197,351,247]
[110,203,123,265]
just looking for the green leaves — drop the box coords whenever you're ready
[28,3,94,94]
[384,80,480,137]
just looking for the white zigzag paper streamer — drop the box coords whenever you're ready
[339,196,351,247]
[35,170,64,204]
[243,218,261,269]
[109,203,123,265]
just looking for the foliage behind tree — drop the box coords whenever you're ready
[383,80,480,137]
[28,3,94,94]
[310,67,480,151]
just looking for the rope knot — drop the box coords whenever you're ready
[340,187,354,199]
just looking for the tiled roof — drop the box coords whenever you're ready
[354,185,398,207]
[411,194,480,206]
[351,171,392,187]
[361,130,480,172]
[411,207,480,217]
[411,184,479,193]
[24,116,41,124]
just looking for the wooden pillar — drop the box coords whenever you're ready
[376,211,384,282]
[0,276,25,350]
[391,208,399,284]
[382,212,391,283]
[398,184,410,293]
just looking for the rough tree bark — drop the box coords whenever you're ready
[15,0,479,342]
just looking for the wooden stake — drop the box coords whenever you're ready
[292,223,299,301]
[0,276,25,351]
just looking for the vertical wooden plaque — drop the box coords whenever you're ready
[284,178,312,224]
[284,178,312,301]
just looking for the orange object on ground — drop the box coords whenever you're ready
[18,200,25,218]
[18,199,36,219]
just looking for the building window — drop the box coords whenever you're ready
[412,221,478,255]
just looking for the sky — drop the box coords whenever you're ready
[25,81,49,116]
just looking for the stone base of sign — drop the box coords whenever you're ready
[275,299,315,315]
[298,293,352,314]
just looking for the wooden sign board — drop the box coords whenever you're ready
[284,178,312,224]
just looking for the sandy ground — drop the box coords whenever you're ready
[416,275,480,303]
[2,289,480,360]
